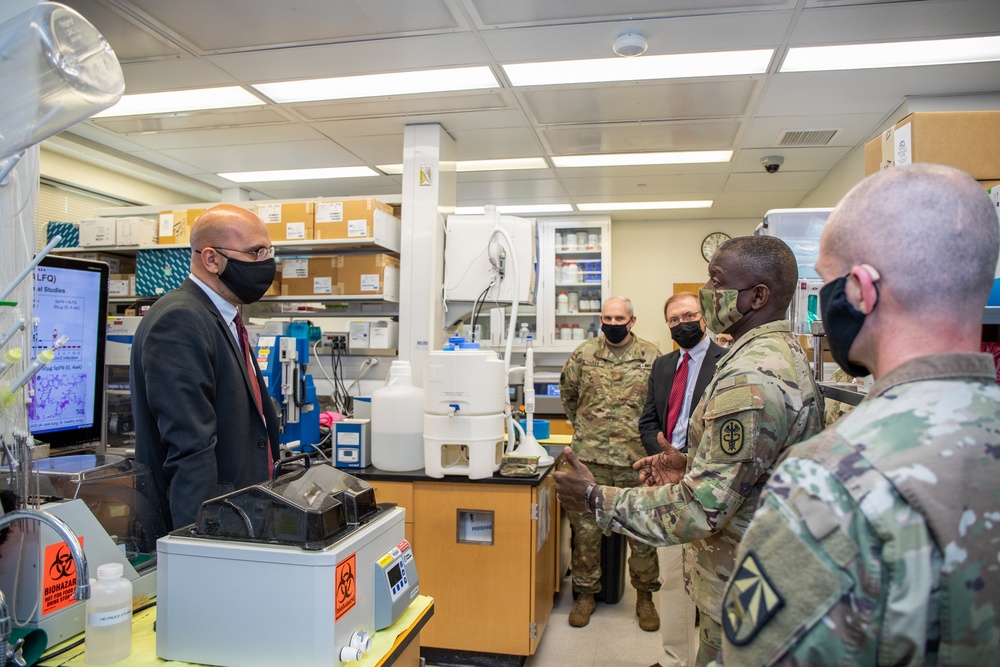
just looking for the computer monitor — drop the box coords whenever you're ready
[28,255,109,450]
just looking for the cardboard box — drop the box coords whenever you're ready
[116,217,159,246]
[71,252,135,274]
[314,199,399,249]
[865,111,1000,179]
[46,221,79,248]
[108,273,135,298]
[158,209,204,245]
[264,274,281,298]
[135,248,189,296]
[336,253,400,299]
[79,218,117,246]
[278,257,341,297]
[256,202,315,242]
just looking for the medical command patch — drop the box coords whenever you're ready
[720,418,744,454]
[723,550,784,645]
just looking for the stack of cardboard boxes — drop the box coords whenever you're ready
[862,109,1000,308]
[279,254,400,301]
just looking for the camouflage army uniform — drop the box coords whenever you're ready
[561,333,661,595]
[594,321,824,662]
[719,353,1000,666]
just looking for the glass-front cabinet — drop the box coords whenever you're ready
[536,217,611,350]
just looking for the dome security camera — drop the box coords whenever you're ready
[761,155,784,174]
[613,32,647,57]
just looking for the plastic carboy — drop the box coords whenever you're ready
[371,360,425,471]
[85,562,132,665]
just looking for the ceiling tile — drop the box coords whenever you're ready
[741,112,886,149]
[127,0,464,53]
[469,0,791,28]
[448,128,545,160]
[89,109,292,136]
[541,120,741,154]
[290,92,511,122]
[158,139,361,173]
[521,79,758,125]
[208,33,490,81]
[457,179,569,201]
[109,123,327,151]
[560,173,728,197]
[60,0,183,60]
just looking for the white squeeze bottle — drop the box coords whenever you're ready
[371,360,425,471]
[85,563,132,665]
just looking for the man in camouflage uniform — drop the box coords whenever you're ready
[560,296,661,630]
[719,164,1000,665]
[555,236,824,665]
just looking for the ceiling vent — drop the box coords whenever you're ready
[776,129,839,146]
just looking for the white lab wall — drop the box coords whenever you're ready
[610,218,759,353]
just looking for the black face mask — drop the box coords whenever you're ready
[601,323,630,345]
[669,321,704,350]
[218,253,276,304]
[819,275,875,377]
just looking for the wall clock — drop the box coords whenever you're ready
[701,232,731,262]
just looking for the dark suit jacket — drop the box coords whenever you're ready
[638,339,726,456]
[131,278,280,530]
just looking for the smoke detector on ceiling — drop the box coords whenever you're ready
[613,32,647,57]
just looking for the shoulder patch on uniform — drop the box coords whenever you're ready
[719,419,745,455]
[723,550,785,646]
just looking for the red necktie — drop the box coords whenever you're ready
[234,312,272,476]
[665,352,691,444]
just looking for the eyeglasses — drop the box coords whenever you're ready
[666,312,701,327]
[195,246,275,261]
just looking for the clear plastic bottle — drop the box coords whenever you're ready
[85,563,132,665]
[519,322,530,341]
[371,361,425,471]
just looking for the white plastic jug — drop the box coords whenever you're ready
[85,562,132,665]
[371,360,425,471]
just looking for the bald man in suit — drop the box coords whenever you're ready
[638,292,726,667]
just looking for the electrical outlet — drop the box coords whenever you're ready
[321,332,349,351]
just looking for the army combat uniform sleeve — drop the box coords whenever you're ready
[559,346,583,424]
[595,369,808,546]
[718,435,937,666]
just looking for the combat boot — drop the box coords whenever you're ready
[568,593,596,627]
[636,590,659,631]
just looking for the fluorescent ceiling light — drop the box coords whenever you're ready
[781,35,1000,72]
[94,86,264,117]
[254,66,498,103]
[504,50,773,87]
[553,151,732,168]
[377,157,548,175]
[578,201,713,211]
[456,204,574,215]
[219,166,378,183]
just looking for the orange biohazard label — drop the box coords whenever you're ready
[42,537,84,615]
[335,553,356,620]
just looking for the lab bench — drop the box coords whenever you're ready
[350,449,563,657]
[37,595,433,667]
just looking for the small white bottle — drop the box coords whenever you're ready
[519,322,530,341]
[557,291,569,314]
[572,324,584,340]
[588,232,599,250]
[85,563,132,665]
[567,291,580,313]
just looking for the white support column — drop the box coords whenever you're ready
[221,186,251,202]
[398,124,456,387]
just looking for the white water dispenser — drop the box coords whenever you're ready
[423,338,507,479]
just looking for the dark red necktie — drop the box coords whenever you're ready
[665,352,691,444]
[234,312,272,475]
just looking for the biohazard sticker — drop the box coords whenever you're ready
[723,550,784,645]
[719,419,745,455]
[42,538,84,615]
[335,553,356,620]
